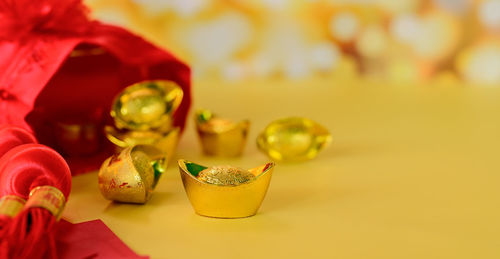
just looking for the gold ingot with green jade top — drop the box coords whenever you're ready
[98,145,167,204]
[178,160,274,218]
[195,109,249,157]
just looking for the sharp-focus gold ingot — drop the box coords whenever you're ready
[257,117,331,161]
[105,126,179,164]
[111,80,183,131]
[195,109,249,157]
[98,145,167,204]
[178,160,274,218]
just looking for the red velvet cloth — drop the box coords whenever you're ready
[0,0,191,175]
[56,219,149,259]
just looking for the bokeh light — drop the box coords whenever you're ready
[86,0,500,85]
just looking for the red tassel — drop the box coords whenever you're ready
[0,126,37,238]
[0,144,71,259]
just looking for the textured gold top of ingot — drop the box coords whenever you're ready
[105,126,179,164]
[195,109,249,157]
[98,145,166,204]
[25,186,66,220]
[197,165,256,186]
[111,80,183,131]
[257,117,331,161]
[178,160,274,218]
[0,195,26,218]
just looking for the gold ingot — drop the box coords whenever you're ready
[111,80,183,131]
[257,117,331,161]
[98,145,166,204]
[195,109,249,157]
[105,126,179,164]
[178,160,274,218]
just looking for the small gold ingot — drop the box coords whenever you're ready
[98,145,167,204]
[195,109,249,157]
[111,80,183,131]
[26,186,66,220]
[178,159,274,218]
[105,126,179,164]
[0,195,26,218]
[257,117,331,161]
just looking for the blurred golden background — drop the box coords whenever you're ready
[85,0,500,85]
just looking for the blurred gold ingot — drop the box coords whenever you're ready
[195,109,249,157]
[257,117,331,161]
[98,145,167,204]
[178,160,274,218]
[111,80,183,131]
[105,126,179,164]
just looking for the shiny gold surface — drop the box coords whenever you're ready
[195,109,249,157]
[257,117,332,161]
[178,159,274,218]
[26,186,66,220]
[98,145,167,204]
[197,165,256,186]
[111,80,183,131]
[105,126,179,164]
[0,195,26,218]
[65,78,500,259]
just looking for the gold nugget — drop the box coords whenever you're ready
[197,165,256,186]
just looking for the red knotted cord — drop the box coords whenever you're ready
[0,126,37,240]
[0,144,71,259]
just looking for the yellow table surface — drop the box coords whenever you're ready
[63,78,500,259]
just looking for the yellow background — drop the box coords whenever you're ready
[63,77,500,258]
[85,0,500,85]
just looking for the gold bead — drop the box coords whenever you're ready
[257,117,331,161]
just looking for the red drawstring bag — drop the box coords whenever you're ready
[0,0,191,175]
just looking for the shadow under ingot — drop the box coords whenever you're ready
[178,159,274,218]
[195,109,249,157]
[98,145,167,204]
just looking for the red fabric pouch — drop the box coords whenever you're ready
[0,0,191,175]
